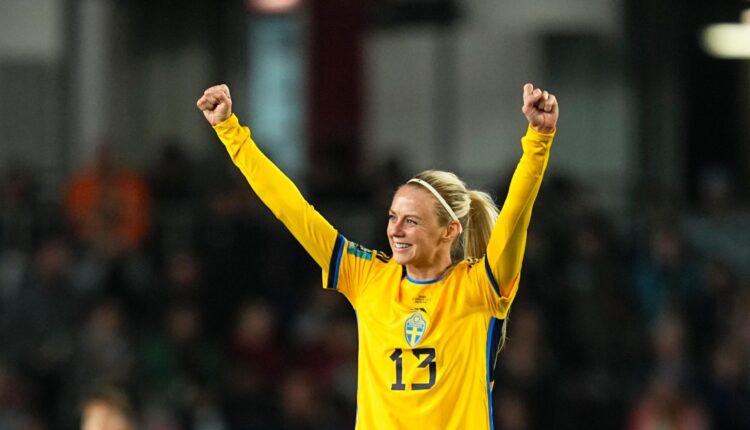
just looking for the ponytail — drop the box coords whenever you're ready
[463,190,499,260]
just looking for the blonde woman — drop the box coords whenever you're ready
[197,82,558,429]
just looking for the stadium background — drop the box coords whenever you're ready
[0,0,749,428]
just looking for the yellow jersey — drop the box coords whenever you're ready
[213,114,554,430]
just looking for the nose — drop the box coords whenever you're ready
[388,219,404,237]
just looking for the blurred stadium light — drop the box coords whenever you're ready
[247,0,302,14]
[702,5,750,58]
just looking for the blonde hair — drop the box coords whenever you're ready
[407,170,499,261]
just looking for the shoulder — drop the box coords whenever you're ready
[343,240,393,265]
[458,257,483,268]
[447,257,487,281]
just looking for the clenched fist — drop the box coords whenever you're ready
[197,84,233,126]
[521,83,559,134]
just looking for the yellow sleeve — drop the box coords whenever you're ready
[213,114,338,270]
[324,238,388,307]
[485,125,554,304]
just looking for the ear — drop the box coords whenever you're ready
[442,220,462,242]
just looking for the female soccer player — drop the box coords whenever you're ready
[197,82,558,429]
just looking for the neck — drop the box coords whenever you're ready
[405,256,454,282]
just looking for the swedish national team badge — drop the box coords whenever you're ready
[404,312,428,347]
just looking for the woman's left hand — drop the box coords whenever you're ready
[521,83,559,133]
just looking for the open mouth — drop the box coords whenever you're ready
[393,242,412,251]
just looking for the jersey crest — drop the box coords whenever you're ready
[404,312,428,347]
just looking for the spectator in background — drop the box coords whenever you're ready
[0,168,38,251]
[4,237,80,424]
[559,214,641,425]
[80,385,136,430]
[197,175,279,329]
[277,369,335,430]
[684,165,750,275]
[224,300,284,429]
[687,260,739,368]
[628,373,709,430]
[137,300,224,428]
[228,300,284,387]
[0,169,38,326]
[628,310,709,430]
[145,250,216,331]
[64,144,151,257]
[150,139,196,205]
[0,363,46,430]
[492,304,555,429]
[632,220,701,328]
[703,337,750,430]
[63,143,154,312]
[493,389,530,430]
[149,139,199,265]
[290,286,350,347]
[650,313,693,392]
[60,298,134,427]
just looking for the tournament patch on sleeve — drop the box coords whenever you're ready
[347,241,373,261]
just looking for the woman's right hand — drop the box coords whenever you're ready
[197,84,233,126]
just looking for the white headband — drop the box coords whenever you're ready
[407,178,463,233]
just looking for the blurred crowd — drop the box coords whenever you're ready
[0,138,749,430]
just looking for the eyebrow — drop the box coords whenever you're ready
[388,211,423,220]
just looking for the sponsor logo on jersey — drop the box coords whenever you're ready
[347,241,372,261]
[404,312,428,347]
[413,295,430,304]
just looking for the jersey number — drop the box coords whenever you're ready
[389,347,436,391]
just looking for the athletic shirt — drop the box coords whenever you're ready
[213,114,554,430]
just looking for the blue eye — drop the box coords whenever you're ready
[406,219,417,225]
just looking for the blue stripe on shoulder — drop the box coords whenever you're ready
[486,317,498,430]
[327,235,345,290]
[484,258,501,296]
[354,310,359,428]
[486,317,505,429]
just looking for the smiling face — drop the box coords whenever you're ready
[387,185,455,276]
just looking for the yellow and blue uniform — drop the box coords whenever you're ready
[214,114,554,429]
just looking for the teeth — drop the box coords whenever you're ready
[395,243,411,249]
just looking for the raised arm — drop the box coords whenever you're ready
[486,83,558,296]
[197,84,338,268]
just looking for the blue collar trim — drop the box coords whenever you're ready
[405,273,443,284]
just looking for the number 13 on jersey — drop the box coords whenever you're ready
[389,347,437,391]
